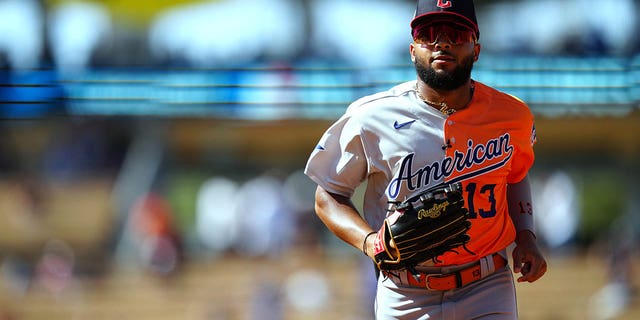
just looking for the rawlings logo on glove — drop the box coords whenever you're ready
[418,201,449,219]
[373,182,472,271]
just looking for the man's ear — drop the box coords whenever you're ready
[473,43,481,62]
[410,42,417,63]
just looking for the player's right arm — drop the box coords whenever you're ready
[314,186,376,258]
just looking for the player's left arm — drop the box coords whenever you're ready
[507,175,547,283]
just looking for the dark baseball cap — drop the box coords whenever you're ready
[411,0,479,39]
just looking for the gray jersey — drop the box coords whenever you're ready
[304,80,451,228]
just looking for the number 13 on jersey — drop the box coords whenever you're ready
[465,182,497,219]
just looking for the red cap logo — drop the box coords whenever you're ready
[437,0,452,8]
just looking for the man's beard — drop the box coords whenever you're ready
[415,53,474,91]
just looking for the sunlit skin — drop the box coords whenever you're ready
[410,28,481,111]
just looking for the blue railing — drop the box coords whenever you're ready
[1,54,638,119]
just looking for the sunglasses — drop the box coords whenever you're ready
[413,23,476,46]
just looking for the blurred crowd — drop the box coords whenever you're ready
[0,118,380,318]
[0,119,325,284]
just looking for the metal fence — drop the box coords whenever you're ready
[1,54,639,119]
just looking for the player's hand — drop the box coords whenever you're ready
[511,230,547,283]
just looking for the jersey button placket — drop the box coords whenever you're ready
[444,119,455,153]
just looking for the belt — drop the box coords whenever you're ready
[384,253,507,291]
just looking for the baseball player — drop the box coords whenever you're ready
[304,1,547,319]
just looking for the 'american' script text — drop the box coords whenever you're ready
[388,133,514,199]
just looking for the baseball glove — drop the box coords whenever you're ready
[373,182,472,272]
